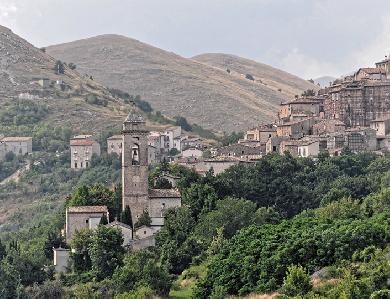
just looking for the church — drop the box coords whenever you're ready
[121,109,181,231]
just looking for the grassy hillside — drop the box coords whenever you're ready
[47,34,318,132]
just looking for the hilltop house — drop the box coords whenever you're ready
[70,135,100,169]
[0,136,33,157]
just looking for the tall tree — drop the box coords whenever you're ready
[121,205,133,228]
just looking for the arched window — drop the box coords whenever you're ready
[132,143,140,165]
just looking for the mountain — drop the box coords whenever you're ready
[313,76,337,87]
[0,25,132,134]
[47,35,318,132]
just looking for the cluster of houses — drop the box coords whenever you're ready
[70,126,208,170]
[55,111,183,272]
[0,136,32,161]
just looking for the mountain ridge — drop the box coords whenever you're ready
[47,34,318,132]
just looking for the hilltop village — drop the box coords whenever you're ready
[3,54,390,275]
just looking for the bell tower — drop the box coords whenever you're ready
[122,107,149,224]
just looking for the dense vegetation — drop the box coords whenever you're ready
[1,143,389,298]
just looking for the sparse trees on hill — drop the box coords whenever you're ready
[245,73,255,81]
[302,89,316,96]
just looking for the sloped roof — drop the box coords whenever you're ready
[70,139,97,146]
[107,135,122,140]
[67,205,108,213]
[1,136,32,142]
[149,189,181,198]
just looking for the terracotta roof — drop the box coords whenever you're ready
[149,189,181,198]
[70,139,97,146]
[67,205,108,213]
[1,136,32,142]
[358,68,386,74]
[107,135,122,140]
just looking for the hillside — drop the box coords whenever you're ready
[47,35,318,132]
[0,25,134,134]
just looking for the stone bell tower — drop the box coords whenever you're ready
[122,107,149,224]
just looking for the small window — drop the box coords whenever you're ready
[74,162,78,168]
[80,162,83,168]
[144,230,146,235]
[86,219,89,223]
[86,161,89,167]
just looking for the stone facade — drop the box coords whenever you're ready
[53,248,70,273]
[122,111,181,228]
[0,136,32,157]
[70,136,100,169]
[244,124,277,143]
[106,220,133,247]
[107,135,123,156]
[65,206,108,243]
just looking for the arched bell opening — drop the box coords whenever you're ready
[132,143,140,165]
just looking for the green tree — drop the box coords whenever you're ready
[281,265,312,296]
[174,116,192,131]
[121,205,133,227]
[182,183,218,220]
[112,251,171,296]
[89,226,124,280]
[71,229,93,272]
[99,213,108,225]
[134,209,152,229]
[154,178,172,189]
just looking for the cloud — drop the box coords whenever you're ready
[279,48,341,79]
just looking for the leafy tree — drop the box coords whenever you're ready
[26,280,64,299]
[71,229,93,272]
[154,177,172,189]
[68,62,77,70]
[89,226,124,280]
[280,265,312,296]
[121,205,133,227]
[134,209,152,229]
[194,197,257,242]
[112,250,171,296]
[182,183,218,220]
[302,89,315,96]
[0,260,23,299]
[44,231,66,260]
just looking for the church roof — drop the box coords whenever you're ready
[149,189,181,198]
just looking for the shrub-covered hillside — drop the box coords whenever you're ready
[0,153,389,298]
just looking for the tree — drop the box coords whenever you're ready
[281,265,312,296]
[134,209,152,229]
[245,74,255,81]
[112,251,171,296]
[174,116,192,131]
[99,213,108,225]
[302,89,316,96]
[0,239,6,261]
[54,60,65,74]
[71,229,93,272]
[154,178,172,189]
[121,205,133,227]
[182,183,218,220]
[89,226,124,280]
[68,62,77,70]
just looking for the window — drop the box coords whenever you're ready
[80,162,83,168]
[74,162,78,168]
[144,230,146,235]
[86,219,89,223]
[86,161,89,167]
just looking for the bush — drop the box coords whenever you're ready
[280,265,312,296]
[245,74,255,81]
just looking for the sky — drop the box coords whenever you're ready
[1,0,390,79]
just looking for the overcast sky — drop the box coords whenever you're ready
[1,0,390,79]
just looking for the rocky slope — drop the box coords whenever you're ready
[47,34,318,132]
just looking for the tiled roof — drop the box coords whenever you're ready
[149,189,181,198]
[106,220,132,230]
[1,136,32,142]
[359,68,386,74]
[67,205,108,213]
[107,135,122,140]
[70,139,97,146]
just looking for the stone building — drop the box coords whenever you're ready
[106,220,133,247]
[278,97,324,123]
[244,124,277,143]
[107,135,123,156]
[312,119,346,135]
[70,136,100,169]
[297,140,320,158]
[276,118,315,139]
[65,205,109,243]
[121,111,181,229]
[0,136,33,157]
[265,136,290,154]
[370,117,390,136]
[216,143,263,159]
